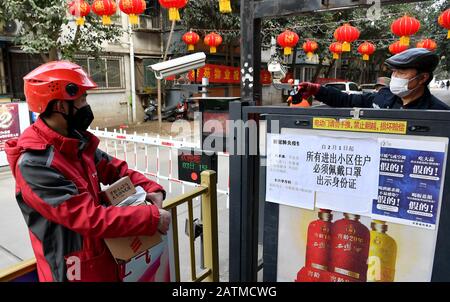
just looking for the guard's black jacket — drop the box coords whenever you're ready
[315,86,450,110]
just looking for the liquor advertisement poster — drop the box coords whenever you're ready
[276,206,437,282]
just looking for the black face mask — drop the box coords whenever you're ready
[68,104,95,132]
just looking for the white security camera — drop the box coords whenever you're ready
[148,52,206,80]
[268,58,287,84]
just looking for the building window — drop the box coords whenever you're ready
[75,56,124,89]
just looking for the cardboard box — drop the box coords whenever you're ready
[103,176,136,206]
[103,181,162,262]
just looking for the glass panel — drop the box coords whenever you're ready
[106,59,121,88]
[327,84,346,91]
[89,58,107,88]
[349,83,359,91]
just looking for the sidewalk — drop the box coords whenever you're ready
[0,168,34,271]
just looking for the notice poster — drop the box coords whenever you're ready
[0,103,20,152]
[266,133,315,209]
[372,139,447,230]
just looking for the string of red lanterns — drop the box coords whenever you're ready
[277,30,299,56]
[204,32,223,54]
[333,23,360,52]
[416,38,437,51]
[329,42,343,60]
[159,0,188,22]
[182,30,200,51]
[92,0,117,25]
[119,0,146,25]
[438,8,450,39]
[357,41,376,61]
[391,15,421,46]
[68,0,91,26]
[302,40,318,59]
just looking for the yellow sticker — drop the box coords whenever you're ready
[313,118,407,134]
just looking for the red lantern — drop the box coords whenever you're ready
[416,39,437,51]
[69,0,91,26]
[303,40,318,60]
[159,0,188,22]
[333,23,360,52]
[388,41,408,55]
[277,30,299,56]
[219,0,232,13]
[92,0,117,25]
[204,32,222,54]
[391,15,420,46]
[438,9,450,39]
[329,42,343,60]
[357,41,376,61]
[119,0,146,25]
[182,31,200,51]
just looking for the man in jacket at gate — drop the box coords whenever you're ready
[293,48,449,110]
[5,61,171,282]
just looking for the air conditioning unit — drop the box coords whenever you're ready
[1,20,22,36]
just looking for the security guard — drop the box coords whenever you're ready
[296,48,449,110]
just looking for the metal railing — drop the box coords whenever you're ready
[0,170,219,282]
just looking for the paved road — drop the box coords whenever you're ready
[431,88,450,105]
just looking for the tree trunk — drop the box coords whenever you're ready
[312,57,324,83]
[325,59,336,78]
[48,48,58,61]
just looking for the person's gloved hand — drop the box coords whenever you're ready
[297,82,321,99]
[157,209,171,235]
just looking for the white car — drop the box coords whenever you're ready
[324,82,363,95]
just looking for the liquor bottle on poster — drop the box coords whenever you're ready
[305,209,333,270]
[329,213,370,282]
[367,220,397,282]
[296,209,333,282]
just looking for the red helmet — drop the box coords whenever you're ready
[23,61,97,113]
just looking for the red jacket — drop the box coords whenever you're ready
[5,118,165,282]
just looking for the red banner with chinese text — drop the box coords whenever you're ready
[166,64,272,84]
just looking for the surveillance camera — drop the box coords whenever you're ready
[268,58,287,84]
[148,52,206,80]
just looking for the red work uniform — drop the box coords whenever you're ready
[5,118,165,282]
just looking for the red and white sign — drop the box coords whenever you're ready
[167,64,272,84]
[0,103,21,152]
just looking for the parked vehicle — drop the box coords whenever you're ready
[323,81,363,95]
[360,83,377,93]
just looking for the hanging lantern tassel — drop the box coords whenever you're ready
[128,14,138,25]
[363,54,369,61]
[307,52,314,59]
[342,42,351,52]
[333,53,339,59]
[219,0,232,13]
[76,17,85,26]
[400,36,410,46]
[102,15,112,25]
[188,44,194,51]
[210,46,217,54]
[169,7,180,21]
[284,47,292,56]
[448,30,450,39]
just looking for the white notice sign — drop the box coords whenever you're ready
[265,133,315,209]
[301,136,380,200]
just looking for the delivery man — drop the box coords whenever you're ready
[287,79,311,107]
[5,61,171,282]
[294,48,449,110]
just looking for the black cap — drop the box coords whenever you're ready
[384,48,439,73]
